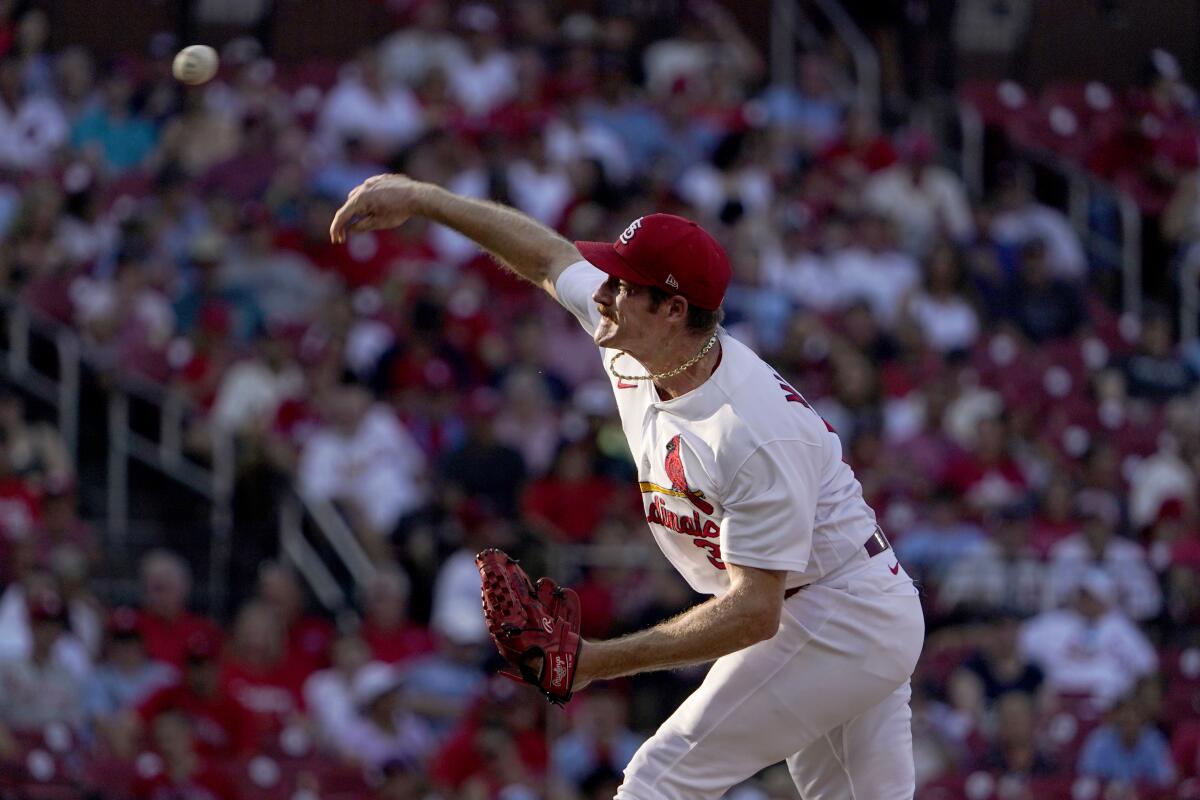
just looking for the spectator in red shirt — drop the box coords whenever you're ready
[133,710,239,800]
[359,566,434,666]
[942,415,1029,515]
[32,477,99,572]
[428,678,547,794]
[1172,719,1200,780]
[218,600,306,744]
[255,561,333,679]
[0,442,41,563]
[135,550,222,670]
[522,439,620,543]
[122,630,252,759]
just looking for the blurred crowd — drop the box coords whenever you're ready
[2,0,1200,798]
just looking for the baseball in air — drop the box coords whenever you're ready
[172,45,219,85]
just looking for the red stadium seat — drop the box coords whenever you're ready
[960,80,1032,128]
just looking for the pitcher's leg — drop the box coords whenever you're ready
[786,729,854,800]
[786,681,916,800]
[615,634,906,800]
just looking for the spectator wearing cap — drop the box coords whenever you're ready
[862,128,974,256]
[84,607,174,740]
[1077,693,1177,787]
[124,629,252,759]
[403,597,489,734]
[334,661,434,771]
[0,591,84,736]
[1019,569,1157,708]
[135,550,222,670]
[210,332,305,437]
[358,567,434,666]
[936,503,1051,618]
[1047,496,1162,621]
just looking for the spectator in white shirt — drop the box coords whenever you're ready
[298,380,427,550]
[759,224,843,312]
[318,51,425,156]
[905,244,981,354]
[990,167,1086,281]
[447,4,517,119]
[303,633,372,750]
[831,212,920,327]
[938,505,1047,618]
[0,55,67,172]
[378,0,468,88]
[1046,500,1163,621]
[331,662,435,772]
[863,129,974,256]
[211,335,304,437]
[1019,570,1157,708]
[506,132,573,228]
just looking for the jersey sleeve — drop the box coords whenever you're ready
[718,439,821,573]
[554,260,605,336]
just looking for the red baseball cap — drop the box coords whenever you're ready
[575,214,732,311]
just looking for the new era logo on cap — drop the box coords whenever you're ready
[575,214,732,311]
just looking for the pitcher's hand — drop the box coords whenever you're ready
[329,173,426,243]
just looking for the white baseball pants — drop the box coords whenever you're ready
[615,551,925,800]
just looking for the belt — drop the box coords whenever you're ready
[784,528,891,599]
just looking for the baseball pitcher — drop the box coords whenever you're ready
[331,175,925,799]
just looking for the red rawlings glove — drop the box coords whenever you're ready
[476,548,582,705]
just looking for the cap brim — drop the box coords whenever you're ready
[575,241,657,288]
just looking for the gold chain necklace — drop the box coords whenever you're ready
[607,332,719,383]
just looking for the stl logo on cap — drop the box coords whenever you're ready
[619,217,643,245]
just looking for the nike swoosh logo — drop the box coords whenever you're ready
[888,562,900,575]
[617,379,638,389]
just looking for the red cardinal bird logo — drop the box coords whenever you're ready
[664,435,714,515]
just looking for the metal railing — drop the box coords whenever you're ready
[771,0,880,119]
[2,303,81,461]
[956,111,1144,318]
[277,492,379,615]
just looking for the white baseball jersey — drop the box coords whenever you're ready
[556,261,879,595]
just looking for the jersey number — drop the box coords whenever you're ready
[693,539,726,570]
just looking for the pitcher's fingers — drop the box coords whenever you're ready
[329,196,361,243]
